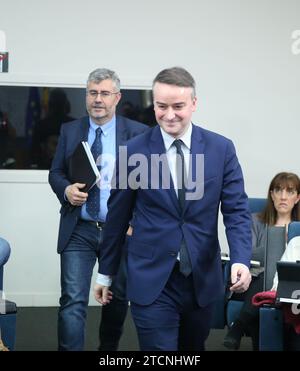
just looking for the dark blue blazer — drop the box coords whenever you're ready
[100,124,252,307]
[49,115,148,253]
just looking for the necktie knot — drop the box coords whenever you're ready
[173,139,186,195]
[173,139,184,153]
[95,127,102,138]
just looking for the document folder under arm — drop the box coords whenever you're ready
[68,141,100,192]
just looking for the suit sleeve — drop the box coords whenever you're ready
[220,140,252,267]
[99,155,136,276]
[48,125,71,205]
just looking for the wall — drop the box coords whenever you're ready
[0,0,300,305]
[0,170,100,306]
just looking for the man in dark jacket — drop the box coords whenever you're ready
[49,68,148,351]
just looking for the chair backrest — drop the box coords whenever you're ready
[248,198,267,214]
[264,226,286,290]
[287,221,300,243]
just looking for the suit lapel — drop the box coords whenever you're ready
[149,126,181,215]
[183,124,205,214]
[67,116,89,158]
[79,116,90,142]
[116,115,128,149]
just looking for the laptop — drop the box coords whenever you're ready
[276,261,300,304]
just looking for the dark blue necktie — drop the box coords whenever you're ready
[86,127,102,220]
[173,139,192,277]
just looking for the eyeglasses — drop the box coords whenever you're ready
[272,188,298,197]
[87,90,120,99]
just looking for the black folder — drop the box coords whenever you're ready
[68,142,100,192]
[276,261,300,303]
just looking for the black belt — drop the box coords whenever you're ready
[79,220,105,229]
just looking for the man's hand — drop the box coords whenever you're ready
[94,283,113,305]
[126,225,133,236]
[230,263,252,293]
[65,183,88,206]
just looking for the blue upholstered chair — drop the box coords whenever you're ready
[0,237,17,350]
[287,221,300,242]
[246,198,267,214]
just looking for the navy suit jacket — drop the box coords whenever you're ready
[100,124,252,307]
[49,115,148,253]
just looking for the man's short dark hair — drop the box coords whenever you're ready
[153,67,196,98]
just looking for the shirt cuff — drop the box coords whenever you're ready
[96,273,112,287]
[231,262,249,270]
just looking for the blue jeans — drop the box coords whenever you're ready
[58,221,128,351]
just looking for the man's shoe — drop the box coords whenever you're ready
[223,321,244,350]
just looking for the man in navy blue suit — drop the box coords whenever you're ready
[94,67,252,351]
[49,68,148,351]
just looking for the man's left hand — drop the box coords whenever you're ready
[94,283,113,305]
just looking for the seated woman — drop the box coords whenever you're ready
[223,172,300,350]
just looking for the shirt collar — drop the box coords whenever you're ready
[160,123,192,152]
[89,115,116,137]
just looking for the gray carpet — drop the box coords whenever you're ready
[15,306,252,351]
